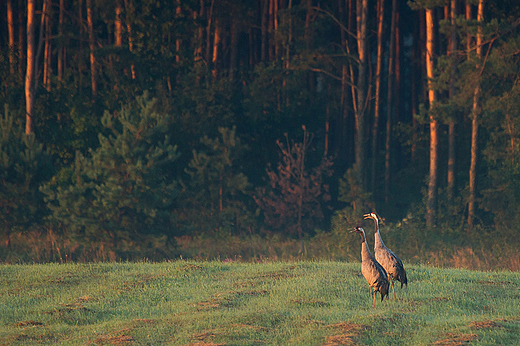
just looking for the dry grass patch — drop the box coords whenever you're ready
[433,332,478,345]
[92,328,134,345]
[322,322,366,346]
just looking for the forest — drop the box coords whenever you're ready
[1,0,520,266]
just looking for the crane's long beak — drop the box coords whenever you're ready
[363,214,371,219]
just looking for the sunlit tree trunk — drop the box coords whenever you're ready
[371,0,384,194]
[7,0,15,75]
[194,0,204,67]
[115,0,122,47]
[25,0,36,135]
[425,8,438,227]
[468,0,484,230]
[206,0,215,66]
[212,19,220,80]
[124,0,136,80]
[86,0,97,97]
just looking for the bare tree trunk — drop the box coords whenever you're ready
[25,0,36,135]
[7,0,15,75]
[355,0,368,189]
[175,0,181,65]
[78,0,83,92]
[194,0,204,66]
[115,0,123,47]
[425,8,438,227]
[447,0,457,200]
[19,0,25,79]
[371,0,384,194]
[229,18,238,80]
[43,2,51,91]
[124,0,136,80]
[468,0,484,230]
[385,0,396,204]
[212,19,221,80]
[206,0,215,67]
[86,0,97,97]
[261,0,268,61]
[57,0,65,82]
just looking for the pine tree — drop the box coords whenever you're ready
[180,126,253,235]
[0,106,52,247]
[42,94,180,252]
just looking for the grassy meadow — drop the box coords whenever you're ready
[1,261,519,345]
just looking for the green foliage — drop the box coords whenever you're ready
[41,94,180,252]
[179,126,254,235]
[0,106,53,240]
[338,165,373,217]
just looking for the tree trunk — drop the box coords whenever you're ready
[175,0,181,64]
[25,0,36,135]
[212,19,220,80]
[229,18,238,80]
[371,0,384,194]
[124,0,136,80]
[261,0,268,62]
[7,0,15,75]
[425,8,438,227]
[385,0,396,204]
[43,1,51,91]
[447,0,457,200]
[206,0,215,68]
[468,0,484,230]
[86,0,97,97]
[19,0,25,78]
[57,0,65,82]
[115,0,123,47]
[78,0,83,92]
[355,0,368,189]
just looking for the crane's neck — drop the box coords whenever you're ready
[361,239,373,261]
[373,218,386,249]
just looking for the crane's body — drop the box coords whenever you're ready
[364,212,408,299]
[352,227,389,307]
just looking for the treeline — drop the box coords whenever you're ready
[1,0,520,262]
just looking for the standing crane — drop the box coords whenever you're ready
[351,226,389,307]
[364,212,408,299]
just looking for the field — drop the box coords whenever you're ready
[1,261,519,345]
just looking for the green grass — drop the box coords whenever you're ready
[1,261,519,345]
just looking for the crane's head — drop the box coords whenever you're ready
[363,212,379,222]
[350,227,366,241]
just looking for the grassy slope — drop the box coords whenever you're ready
[0,261,519,345]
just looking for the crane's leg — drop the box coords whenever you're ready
[391,279,396,299]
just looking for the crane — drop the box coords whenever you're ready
[351,226,389,307]
[364,212,408,299]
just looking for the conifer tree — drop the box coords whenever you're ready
[42,94,179,250]
[0,106,52,247]
[180,126,253,235]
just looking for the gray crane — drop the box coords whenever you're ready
[364,212,408,299]
[351,226,389,307]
